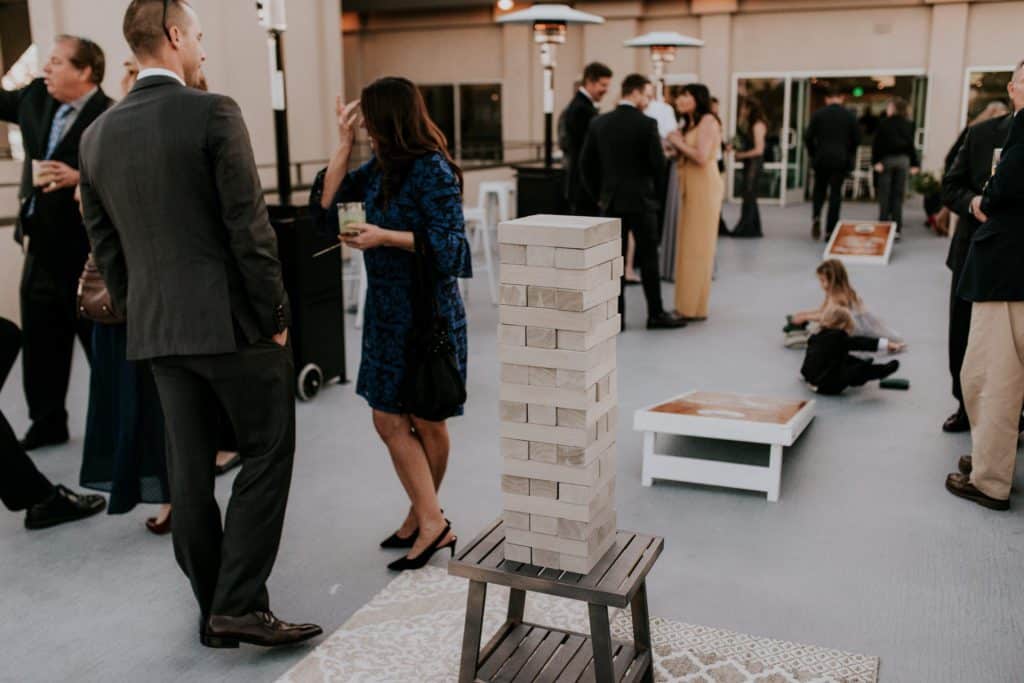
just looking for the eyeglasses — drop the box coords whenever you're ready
[162,0,173,44]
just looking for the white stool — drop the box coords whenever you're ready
[463,205,498,305]
[477,180,516,223]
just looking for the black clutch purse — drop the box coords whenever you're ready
[399,233,467,421]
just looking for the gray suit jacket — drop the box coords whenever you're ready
[79,76,289,361]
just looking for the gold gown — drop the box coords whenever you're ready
[673,127,725,318]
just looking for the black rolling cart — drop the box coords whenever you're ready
[269,205,347,401]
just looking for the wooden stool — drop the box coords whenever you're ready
[449,518,663,682]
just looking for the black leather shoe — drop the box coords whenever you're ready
[958,455,972,476]
[25,485,106,530]
[20,425,69,451]
[943,409,970,433]
[811,218,821,241]
[945,472,1009,511]
[202,611,323,648]
[646,312,688,330]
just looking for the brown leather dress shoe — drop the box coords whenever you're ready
[202,610,323,648]
[958,455,972,476]
[945,472,1009,511]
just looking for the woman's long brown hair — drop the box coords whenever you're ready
[817,259,862,310]
[359,77,463,207]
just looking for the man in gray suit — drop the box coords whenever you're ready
[79,0,320,649]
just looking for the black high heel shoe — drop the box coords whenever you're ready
[380,529,417,549]
[387,523,457,571]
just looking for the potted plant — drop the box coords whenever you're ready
[911,171,945,232]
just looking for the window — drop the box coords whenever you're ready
[964,69,1013,125]
[419,83,503,162]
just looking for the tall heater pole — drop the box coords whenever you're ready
[541,43,555,168]
[259,1,291,206]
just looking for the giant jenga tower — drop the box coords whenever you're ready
[497,214,622,574]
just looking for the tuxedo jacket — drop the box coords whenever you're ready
[804,103,860,171]
[579,104,666,215]
[941,113,1013,273]
[0,78,112,269]
[79,76,290,361]
[801,328,880,388]
[561,91,599,207]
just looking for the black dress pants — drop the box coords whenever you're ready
[20,252,92,431]
[612,209,665,322]
[812,165,847,237]
[948,268,972,408]
[151,341,295,617]
[816,357,886,396]
[0,318,53,511]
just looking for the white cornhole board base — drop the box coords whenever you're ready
[633,391,816,502]
[823,220,897,265]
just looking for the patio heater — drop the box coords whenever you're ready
[498,4,604,168]
[255,0,348,398]
[624,32,704,102]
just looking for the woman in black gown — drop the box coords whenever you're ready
[730,100,767,238]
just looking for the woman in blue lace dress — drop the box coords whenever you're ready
[311,78,470,571]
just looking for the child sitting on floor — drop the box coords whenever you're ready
[801,306,904,395]
[786,259,902,348]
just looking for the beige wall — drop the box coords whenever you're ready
[0,0,343,322]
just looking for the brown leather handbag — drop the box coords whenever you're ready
[77,254,125,325]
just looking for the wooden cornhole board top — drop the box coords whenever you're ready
[823,221,897,265]
[634,391,815,447]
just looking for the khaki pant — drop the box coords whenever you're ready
[961,301,1024,500]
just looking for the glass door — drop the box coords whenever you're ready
[911,76,928,160]
[731,76,786,204]
[784,77,809,205]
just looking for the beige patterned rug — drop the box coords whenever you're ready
[278,567,878,683]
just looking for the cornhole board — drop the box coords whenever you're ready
[633,391,815,502]
[823,221,897,265]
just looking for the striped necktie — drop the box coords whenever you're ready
[26,103,74,218]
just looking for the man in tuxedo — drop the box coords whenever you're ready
[79,0,320,649]
[940,61,1024,433]
[0,317,106,529]
[580,74,686,330]
[804,87,860,240]
[561,62,611,215]
[0,36,112,450]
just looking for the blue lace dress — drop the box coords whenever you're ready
[310,152,472,416]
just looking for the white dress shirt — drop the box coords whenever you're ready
[136,67,186,87]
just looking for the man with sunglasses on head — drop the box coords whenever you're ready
[79,0,320,649]
[0,35,112,452]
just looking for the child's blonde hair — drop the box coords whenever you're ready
[817,259,862,310]
[821,305,855,334]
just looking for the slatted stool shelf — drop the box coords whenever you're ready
[449,518,663,683]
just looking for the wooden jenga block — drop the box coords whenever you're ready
[556,315,620,351]
[556,525,616,572]
[500,381,598,410]
[498,215,620,249]
[527,286,557,309]
[597,412,609,436]
[501,438,529,460]
[607,299,618,319]
[530,479,557,499]
[501,475,530,495]
[525,245,556,267]
[504,543,532,564]
[558,506,616,541]
[596,372,613,402]
[532,548,561,568]
[525,326,556,349]
[528,441,557,463]
[503,478,613,522]
[506,517,616,559]
[500,420,597,449]
[500,284,527,306]
[610,256,624,280]
[500,401,527,423]
[499,337,615,372]
[556,354,615,390]
[554,278,621,312]
[530,514,559,535]
[500,302,608,333]
[501,363,529,385]
[527,403,556,426]
[557,407,586,429]
[503,452,601,486]
[500,244,527,265]
[556,432,613,467]
[499,324,526,346]
[504,510,531,530]
[554,239,622,270]
[527,366,556,387]
[501,262,612,291]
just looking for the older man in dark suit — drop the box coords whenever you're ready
[561,62,611,215]
[79,0,319,649]
[0,35,112,450]
[940,60,1024,433]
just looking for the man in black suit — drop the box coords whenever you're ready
[580,74,686,330]
[0,36,112,450]
[0,317,106,529]
[804,87,860,240]
[561,62,611,215]
[940,60,1024,433]
[79,0,320,649]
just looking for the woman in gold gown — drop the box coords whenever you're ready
[667,84,724,320]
